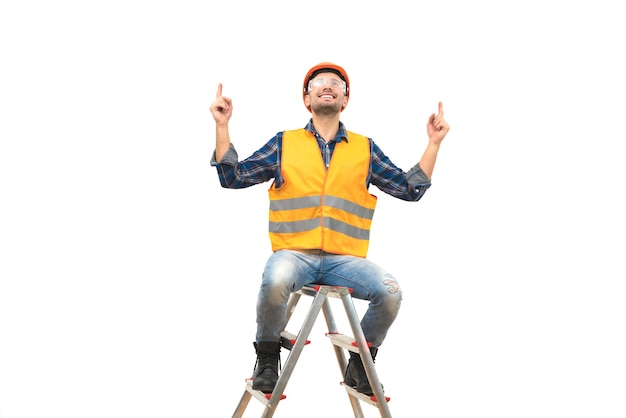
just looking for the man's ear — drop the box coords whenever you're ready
[342,96,349,110]
[304,94,311,108]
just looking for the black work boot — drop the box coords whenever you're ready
[344,347,382,396]
[252,341,281,393]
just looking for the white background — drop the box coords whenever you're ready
[1,1,625,417]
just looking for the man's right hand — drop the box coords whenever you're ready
[210,83,233,125]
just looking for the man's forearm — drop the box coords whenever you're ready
[419,142,441,180]
[215,124,231,162]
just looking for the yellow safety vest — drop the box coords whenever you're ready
[268,128,378,257]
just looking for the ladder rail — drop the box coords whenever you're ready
[285,291,302,324]
[340,293,392,417]
[320,295,366,418]
[232,390,252,418]
[259,289,328,418]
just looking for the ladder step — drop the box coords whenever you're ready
[326,332,371,353]
[280,330,310,350]
[298,285,353,299]
[340,383,391,405]
[244,378,287,404]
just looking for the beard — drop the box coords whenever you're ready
[310,99,343,116]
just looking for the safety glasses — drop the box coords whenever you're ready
[307,77,346,93]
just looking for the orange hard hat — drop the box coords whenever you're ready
[302,62,350,112]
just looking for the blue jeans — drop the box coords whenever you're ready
[256,249,402,348]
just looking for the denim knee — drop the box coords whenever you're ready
[379,277,402,313]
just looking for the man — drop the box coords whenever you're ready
[210,62,450,395]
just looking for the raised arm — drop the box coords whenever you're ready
[419,101,450,179]
[209,83,233,162]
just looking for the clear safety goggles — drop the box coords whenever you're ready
[308,77,346,93]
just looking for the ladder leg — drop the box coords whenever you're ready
[321,298,366,418]
[341,293,393,418]
[260,289,328,418]
[285,291,302,323]
[321,298,345,370]
[231,390,252,418]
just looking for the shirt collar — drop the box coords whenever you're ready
[305,119,349,143]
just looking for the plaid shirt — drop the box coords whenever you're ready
[211,120,431,201]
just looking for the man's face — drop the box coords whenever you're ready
[305,72,348,115]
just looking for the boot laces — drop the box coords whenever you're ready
[254,352,281,374]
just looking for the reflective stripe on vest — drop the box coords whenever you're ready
[268,128,377,257]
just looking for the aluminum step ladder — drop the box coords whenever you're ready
[232,285,392,418]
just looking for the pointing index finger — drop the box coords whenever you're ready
[216,83,223,98]
[438,101,444,116]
